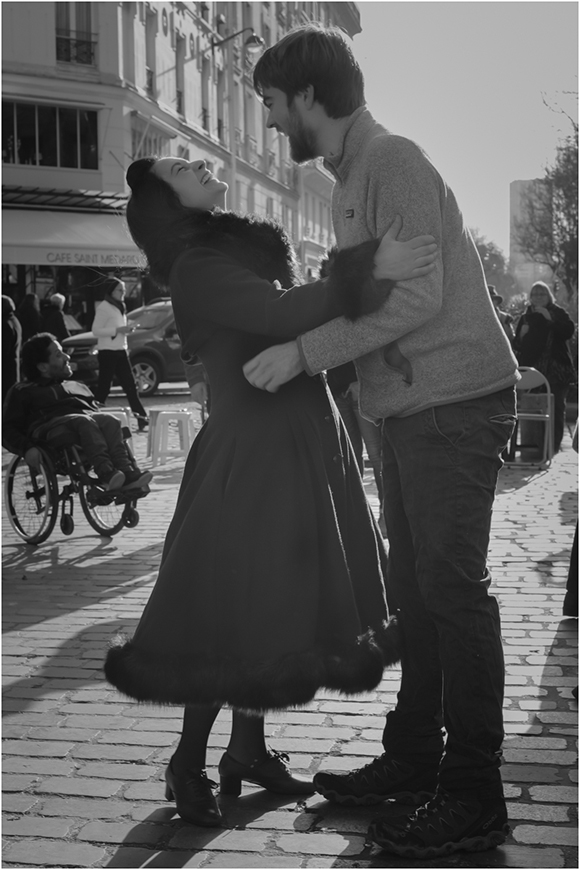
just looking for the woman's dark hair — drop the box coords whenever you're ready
[21,332,56,381]
[253,25,365,119]
[2,294,16,318]
[125,158,208,287]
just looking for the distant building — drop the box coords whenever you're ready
[2,1,360,325]
[509,179,554,294]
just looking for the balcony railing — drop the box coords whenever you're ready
[56,32,96,66]
[201,107,210,132]
[245,135,259,167]
[176,89,184,115]
[145,66,155,96]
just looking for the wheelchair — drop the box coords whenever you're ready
[4,425,148,545]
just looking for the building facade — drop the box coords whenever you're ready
[2,1,361,326]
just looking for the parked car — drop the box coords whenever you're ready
[62,299,200,397]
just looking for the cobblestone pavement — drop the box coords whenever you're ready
[2,406,578,869]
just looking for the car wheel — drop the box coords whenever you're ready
[131,357,161,396]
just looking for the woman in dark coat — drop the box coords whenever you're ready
[105,156,437,827]
[514,281,575,451]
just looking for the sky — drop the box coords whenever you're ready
[352,1,578,256]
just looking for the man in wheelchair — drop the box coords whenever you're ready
[3,333,152,493]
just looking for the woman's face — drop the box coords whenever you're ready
[530,287,550,309]
[152,158,228,210]
[112,282,126,300]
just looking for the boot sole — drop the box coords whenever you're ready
[315,786,434,807]
[369,823,510,858]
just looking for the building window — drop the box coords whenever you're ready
[55,2,96,65]
[176,34,186,116]
[131,121,170,160]
[2,101,98,169]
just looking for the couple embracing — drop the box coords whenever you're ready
[105,25,518,860]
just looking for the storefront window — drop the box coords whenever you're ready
[79,110,98,169]
[59,107,78,168]
[2,102,15,163]
[38,106,58,166]
[16,104,36,165]
[1,101,98,169]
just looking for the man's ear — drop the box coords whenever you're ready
[295,85,316,110]
[37,361,49,377]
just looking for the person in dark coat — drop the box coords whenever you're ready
[2,295,21,402]
[16,293,43,342]
[104,154,437,828]
[514,281,576,451]
[41,293,70,342]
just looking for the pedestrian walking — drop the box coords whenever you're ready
[104,154,438,827]
[91,277,149,431]
[513,281,576,452]
[246,24,520,858]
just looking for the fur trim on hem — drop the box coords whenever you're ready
[104,618,400,713]
[320,241,396,321]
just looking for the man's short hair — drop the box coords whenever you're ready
[253,25,365,119]
[21,333,56,382]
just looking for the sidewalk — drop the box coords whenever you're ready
[2,415,578,869]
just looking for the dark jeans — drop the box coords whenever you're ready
[334,392,384,502]
[95,350,147,419]
[34,412,132,476]
[381,388,516,792]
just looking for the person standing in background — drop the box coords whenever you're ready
[92,277,149,432]
[488,285,515,343]
[513,281,575,452]
[16,293,43,343]
[2,295,22,402]
[41,293,70,342]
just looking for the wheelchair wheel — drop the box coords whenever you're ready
[123,507,140,528]
[5,454,59,544]
[78,483,127,536]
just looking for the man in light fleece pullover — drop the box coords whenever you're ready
[248,25,520,860]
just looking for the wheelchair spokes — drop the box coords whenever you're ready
[5,455,59,544]
[79,483,128,536]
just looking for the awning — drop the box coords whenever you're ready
[2,209,142,267]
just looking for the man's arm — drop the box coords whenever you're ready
[245,136,445,391]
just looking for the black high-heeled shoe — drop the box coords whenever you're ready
[165,757,222,826]
[136,415,149,432]
[218,749,315,797]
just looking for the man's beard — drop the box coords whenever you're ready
[287,104,318,164]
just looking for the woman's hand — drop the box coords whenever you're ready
[373,215,438,281]
[532,305,552,321]
[115,325,134,336]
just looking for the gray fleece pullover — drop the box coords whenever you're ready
[298,108,519,419]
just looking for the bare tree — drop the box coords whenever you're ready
[470,229,517,299]
[513,115,578,306]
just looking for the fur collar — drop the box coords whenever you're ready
[184,209,302,289]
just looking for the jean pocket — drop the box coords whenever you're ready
[430,403,467,447]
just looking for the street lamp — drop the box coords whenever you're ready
[210,29,265,211]
[211,27,265,55]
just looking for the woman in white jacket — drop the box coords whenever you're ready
[92,278,149,430]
